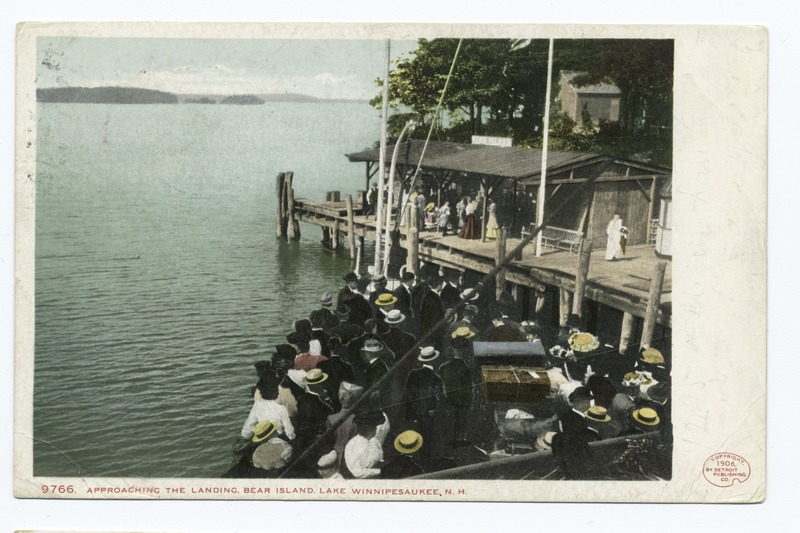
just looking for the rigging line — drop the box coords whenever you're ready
[277,169,637,478]
[393,38,464,232]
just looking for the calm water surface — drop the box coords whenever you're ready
[34,102,378,477]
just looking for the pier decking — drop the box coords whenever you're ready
[293,197,671,329]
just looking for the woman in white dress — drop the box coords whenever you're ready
[605,213,625,261]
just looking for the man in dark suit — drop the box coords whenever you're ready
[381,310,418,361]
[413,273,445,347]
[404,347,445,460]
[308,291,339,330]
[295,369,339,465]
[361,338,390,391]
[439,342,474,444]
[316,337,356,387]
[437,269,462,312]
[337,272,372,327]
[328,304,364,344]
[392,271,416,319]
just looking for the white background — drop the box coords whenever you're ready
[2,1,796,531]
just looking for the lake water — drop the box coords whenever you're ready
[34,101,379,477]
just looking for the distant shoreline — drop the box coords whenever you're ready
[36,86,368,105]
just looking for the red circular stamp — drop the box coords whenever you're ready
[702,452,751,487]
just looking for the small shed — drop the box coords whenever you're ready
[557,71,621,127]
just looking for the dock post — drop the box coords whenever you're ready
[321,227,331,248]
[407,203,420,275]
[559,288,572,328]
[346,194,356,259]
[619,312,637,355]
[495,227,508,300]
[286,172,300,240]
[276,172,286,239]
[571,238,593,318]
[640,261,667,348]
[332,221,340,250]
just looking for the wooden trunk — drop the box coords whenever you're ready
[481,365,550,403]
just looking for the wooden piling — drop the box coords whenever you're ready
[495,227,508,301]
[276,172,286,239]
[346,194,356,259]
[332,221,340,250]
[321,227,331,248]
[286,172,300,240]
[619,312,636,354]
[407,203,420,275]
[571,238,593,317]
[640,261,667,348]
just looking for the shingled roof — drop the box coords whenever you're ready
[561,71,621,95]
[346,140,606,182]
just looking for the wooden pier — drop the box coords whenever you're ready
[291,195,671,341]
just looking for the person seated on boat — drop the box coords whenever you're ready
[309,291,339,330]
[294,339,329,371]
[241,370,296,442]
[248,420,294,478]
[342,410,387,479]
[381,430,425,479]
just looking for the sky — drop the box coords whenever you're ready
[36,37,419,99]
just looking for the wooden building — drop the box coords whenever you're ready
[346,140,671,251]
[556,71,621,127]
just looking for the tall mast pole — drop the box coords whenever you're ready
[535,38,554,257]
[373,39,391,274]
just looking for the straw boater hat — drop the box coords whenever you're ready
[375,293,398,306]
[622,371,643,389]
[568,331,600,353]
[304,368,328,386]
[640,347,665,365]
[252,441,288,470]
[319,291,334,308]
[394,430,424,454]
[317,449,338,469]
[418,346,440,363]
[460,288,479,302]
[252,420,278,443]
[632,407,661,426]
[584,405,612,423]
[362,338,384,352]
[385,309,406,325]
[425,202,435,211]
[451,326,476,340]
[537,431,557,450]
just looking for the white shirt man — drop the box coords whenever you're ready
[241,396,296,441]
[344,433,384,479]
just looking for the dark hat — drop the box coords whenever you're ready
[343,271,358,283]
[335,303,351,320]
[354,410,385,427]
[286,331,309,345]
[401,271,415,282]
[372,274,387,284]
[586,375,617,408]
[294,318,313,335]
[319,291,334,307]
[274,344,298,360]
[450,335,470,350]
[646,381,670,405]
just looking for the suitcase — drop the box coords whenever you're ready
[481,365,550,403]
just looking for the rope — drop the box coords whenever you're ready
[393,38,464,232]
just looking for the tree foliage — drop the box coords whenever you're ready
[373,38,673,167]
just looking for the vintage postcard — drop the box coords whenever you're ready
[14,22,766,502]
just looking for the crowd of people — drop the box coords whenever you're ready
[224,264,672,480]
[368,184,500,241]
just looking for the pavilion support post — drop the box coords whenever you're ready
[559,288,572,328]
[495,227,508,301]
[640,261,668,349]
[571,238,593,318]
[480,180,488,242]
[346,194,356,259]
[275,172,286,239]
[619,312,637,355]
[286,172,300,241]
[646,177,658,235]
[407,203,420,276]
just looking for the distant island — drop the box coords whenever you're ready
[36,86,367,105]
